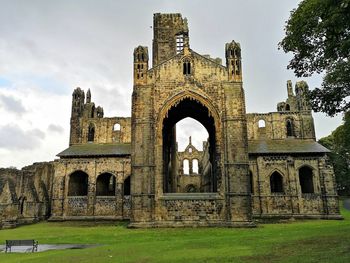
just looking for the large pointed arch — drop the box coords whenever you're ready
[158,90,221,193]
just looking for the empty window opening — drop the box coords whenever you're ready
[188,147,192,153]
[68,171,88,196]
[183,61,191,75]
[183,159,189,175]
[258,119,266,128]
[96,173,115,196]
[176,34,184,53]
[285,104,290,111]
[88,124,95,142]
[19,197,26,215]
[299,166,314,193]
[124,176,131,196]
[192,159,199,173]
[114,123,121,131]
[286,119,294,137]
[270,172,283,193]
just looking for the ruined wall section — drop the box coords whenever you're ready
[80,117,131,144]
[246,112,315,140]
[0,162,54,229]
[69,87,132,145]
[152,13,189,66]
[246,80,316,140]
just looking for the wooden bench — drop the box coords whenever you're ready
[5,240,38,253]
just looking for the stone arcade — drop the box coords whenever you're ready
[0,13,342,229]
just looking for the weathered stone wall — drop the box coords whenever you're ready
[246,112,315,140]
[0,162,54,229]
[80,117,131,144]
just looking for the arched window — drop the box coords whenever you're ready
[188,147,192,153]
[192,159,199,174]
[299,166,314,193]
[249,171,253,193]
[183,61,191,75]
[96,173,115,196]
[285,104,290,111]
[88,124,95,142]
[124,176,131,196]
[286,119,294,137]
[113,123,121,131]
[258,119,266,128]
[183,159,189,175]
[68,171,88,196]
[270,172,283,193]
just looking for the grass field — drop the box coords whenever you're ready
[0,205,349,263]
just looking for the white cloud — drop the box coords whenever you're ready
[0,124,45,150]
[48,124,64,134]
[0,94,26,115]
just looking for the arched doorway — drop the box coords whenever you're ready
[96,173,116,196]
[68,171,88,196]
[299,166,314,193]
[162,97,218,193]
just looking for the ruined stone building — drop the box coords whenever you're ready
[0,13,342,229]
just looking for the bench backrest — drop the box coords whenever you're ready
[6,240,35,246]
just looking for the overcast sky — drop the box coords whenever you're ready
[0,0,343,168]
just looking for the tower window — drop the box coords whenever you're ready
[183,61,191,75]
[176,34,184,54]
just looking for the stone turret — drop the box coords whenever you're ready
[133,46,149,85]
[225,40,242,82]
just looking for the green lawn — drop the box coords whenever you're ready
[1,206,350,263]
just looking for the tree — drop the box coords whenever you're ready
[279,0,350,116]
[318,112,350,195]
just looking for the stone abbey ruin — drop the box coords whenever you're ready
[0,13,342,229]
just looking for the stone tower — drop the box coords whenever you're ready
[69,87,85,145]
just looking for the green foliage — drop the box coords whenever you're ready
[319,112,350,195]
[280,0,350,116]
[0,209,350,263]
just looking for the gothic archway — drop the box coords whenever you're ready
[161,96,218,193]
